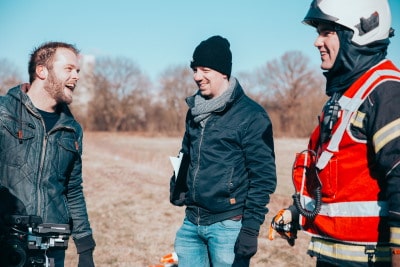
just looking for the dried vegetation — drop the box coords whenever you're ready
[65,132,315,267]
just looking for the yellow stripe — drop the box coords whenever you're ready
[391,227,400,245]
[351,111,365,129]
[373,118,400,153]
[308,238,391,263]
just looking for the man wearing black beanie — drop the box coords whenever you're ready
[190,35,232,79]
[170,35,277,267]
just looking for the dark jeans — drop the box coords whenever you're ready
[46,249,66,267]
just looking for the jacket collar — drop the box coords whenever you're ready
[8,85,78,131]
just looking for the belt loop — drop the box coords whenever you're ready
[364,245,376,266]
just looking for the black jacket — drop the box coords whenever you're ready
[0,85,93,242]
[172,78,277,231]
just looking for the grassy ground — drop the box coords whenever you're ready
[64,132,315,267]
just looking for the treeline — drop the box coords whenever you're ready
[0,51,327,138]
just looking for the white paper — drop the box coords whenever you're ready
[169,152,184,179]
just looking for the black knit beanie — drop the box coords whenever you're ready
[190,35,232,78]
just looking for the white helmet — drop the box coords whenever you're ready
[303,0,393,46]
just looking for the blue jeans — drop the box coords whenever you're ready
[175,217,242,267]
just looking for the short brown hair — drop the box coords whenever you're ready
[28,41,79,83]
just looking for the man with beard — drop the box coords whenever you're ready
[0,42,95,267]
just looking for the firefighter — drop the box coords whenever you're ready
[269,0,400,266]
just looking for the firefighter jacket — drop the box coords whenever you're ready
[293,60,400,247]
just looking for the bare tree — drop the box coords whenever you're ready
[67,51,327,137]
[87,56,152,131]
[155,64,196,134]
[236,70,259,94]
[257,51,326,137]
[70,55,96,129]
[0,58,23,95]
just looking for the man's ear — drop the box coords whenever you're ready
[36,65,48,80]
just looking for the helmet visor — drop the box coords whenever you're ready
[303,0,339,27]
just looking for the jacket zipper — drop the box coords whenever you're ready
[24,103,47,217]
[193,120,207,225]
[37,133,48,216]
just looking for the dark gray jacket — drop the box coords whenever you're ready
[174,79,277,231]
[0,85,92,241]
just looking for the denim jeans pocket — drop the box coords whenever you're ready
[219,218,242,229]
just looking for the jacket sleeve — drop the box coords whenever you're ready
[67,130,94,244]
[241,112,277,231]
[366,81,400,246]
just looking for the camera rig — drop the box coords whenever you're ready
[0,215,71,267]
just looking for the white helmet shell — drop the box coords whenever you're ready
[303,0,392,46]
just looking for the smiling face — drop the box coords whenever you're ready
[314,23,340,70]
[43,48,80,105]
[192,66,229,99]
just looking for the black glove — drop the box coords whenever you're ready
[75,234,96,267]
[78,249,95,267]
[269,207,298,246]
[232,257,251,267]
[234,227,259,259]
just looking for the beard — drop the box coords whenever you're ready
[43,69,73,105]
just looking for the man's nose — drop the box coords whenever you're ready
[193,71,202,81]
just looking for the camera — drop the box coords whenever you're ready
[0,215,70,267]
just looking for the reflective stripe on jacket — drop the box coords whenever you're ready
[307,237,391,263]
[293,60,400,244]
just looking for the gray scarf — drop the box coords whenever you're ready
[191,77,236,124]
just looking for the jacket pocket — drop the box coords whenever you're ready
[56,134,80,176]
[62,195,71,222]
[0,114,35,167]
[46,195,71,224]
[318,157,338,199]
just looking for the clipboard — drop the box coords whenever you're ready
[169,152,189,206]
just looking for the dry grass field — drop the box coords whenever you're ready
[64,132,316,267]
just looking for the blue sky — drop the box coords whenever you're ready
[1,0,399,82]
